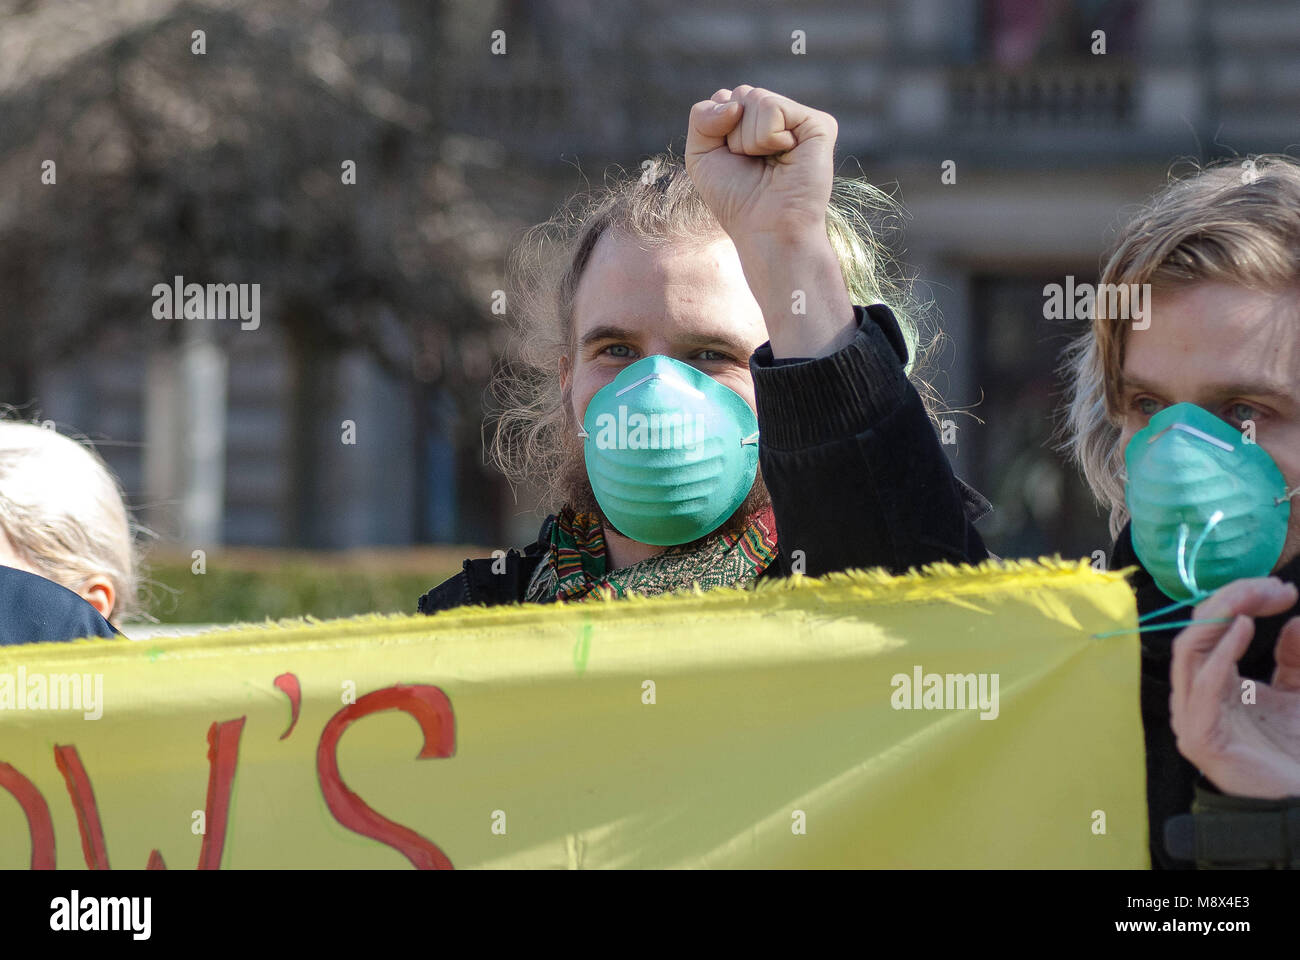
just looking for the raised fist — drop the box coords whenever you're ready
[685,85,839,248]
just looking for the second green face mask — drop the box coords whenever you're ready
[1124,402,1294,601]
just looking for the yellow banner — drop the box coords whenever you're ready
[0,559,1146,869]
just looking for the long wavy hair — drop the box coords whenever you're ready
[1062,154,1300,540]
[487,153,940,509]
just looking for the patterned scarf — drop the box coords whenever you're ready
[524,504,779,603]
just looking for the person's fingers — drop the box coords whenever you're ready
[1272,615,1300,692]
[1198,613,1255,697]
[750,92,798,155]
[1193,577,1297,630]
[709,86,820,158]
[686,98,741,161]
[740,87,759,152]
[1170,578,1293,717]
[725,84,756,154]
[1172,613,1252,740]
[1169,586,1247,701]
[729,87,803,156]
[741,87,770,154]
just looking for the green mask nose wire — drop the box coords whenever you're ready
[1091,511,1234,639]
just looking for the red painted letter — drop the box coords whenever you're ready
[198,718,246,870]
[317,684,456,869]
[274,673,301,740]
[0,762,55,869]
[54,745,108,870]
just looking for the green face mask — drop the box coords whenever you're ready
[1124,402,1296,601]
[580,355,760,546]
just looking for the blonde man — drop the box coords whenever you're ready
[1064,155,1300,867]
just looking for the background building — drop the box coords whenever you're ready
[2,0,1296,577]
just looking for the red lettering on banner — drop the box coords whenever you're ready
[6,680,454,870]
[274,673,301,740]
[317,684,456,869]
[54,744,109,869]
[198,717,246,870]
[0,762,56,869]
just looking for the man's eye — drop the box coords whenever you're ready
[696,350,729,362]
[603,344,634,359]
[1227,402,1259,426]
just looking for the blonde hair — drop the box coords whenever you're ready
[489,153,937,508]
[0,420,139,622]
[1064,154,1300,539]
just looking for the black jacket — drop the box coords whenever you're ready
[1169,780,1300,868]
[419,303,990,614]
[1111,523,1300,869]
[0,565,120,646]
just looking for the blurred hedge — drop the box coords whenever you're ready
[139,547,487,624]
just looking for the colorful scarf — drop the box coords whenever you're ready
[524,505,779,603]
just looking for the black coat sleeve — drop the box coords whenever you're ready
[750,304,989,578]
[0,565,120,646]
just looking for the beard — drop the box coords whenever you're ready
[556,426,772,550]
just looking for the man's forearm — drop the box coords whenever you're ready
[734,230,858,360]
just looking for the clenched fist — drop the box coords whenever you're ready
[684,86,854,360]
[685,86,839,247]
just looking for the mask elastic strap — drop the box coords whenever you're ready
[741,431,759,446]
[1172,522,1193,597]
[1091,513,1227,639]
[1136,596,1206,624]
[1091,615,1234,639]
[1179,510,1223,599]
[1093,589,1229,638]
[577,428,589,439]
[1274,486,1300,507]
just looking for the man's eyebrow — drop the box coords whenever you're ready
[578,324,753,354]
[1117,375,1166,396]
[579,324,636,347]
[675,330,754,353]
[1121,374,1297,403]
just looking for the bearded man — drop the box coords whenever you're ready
[419,86,988,612]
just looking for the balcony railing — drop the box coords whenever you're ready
[949,63,1136,129]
